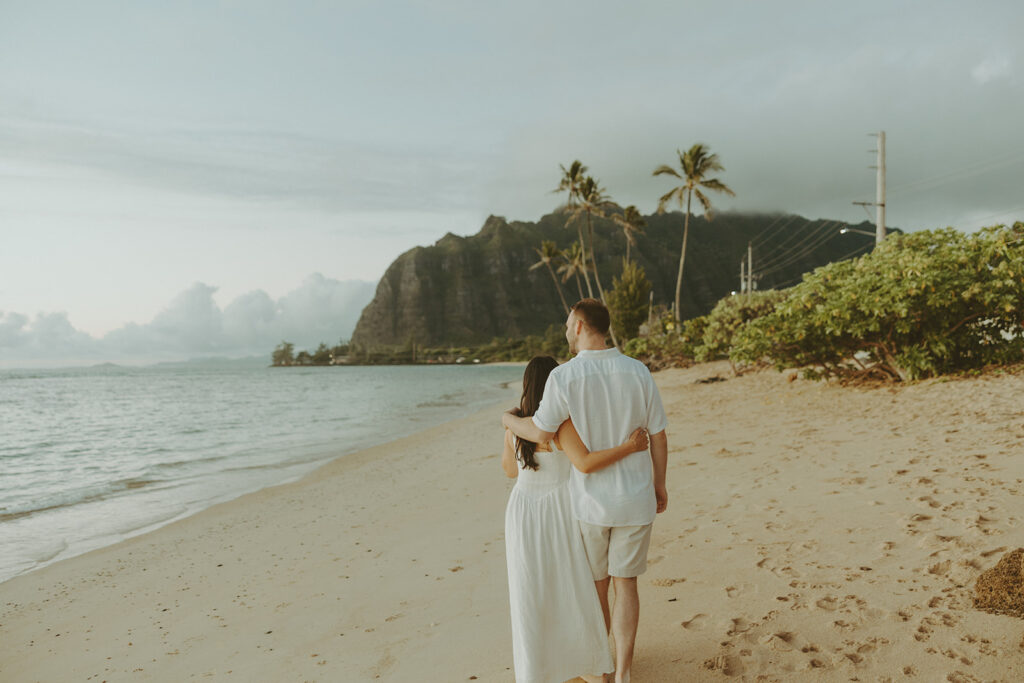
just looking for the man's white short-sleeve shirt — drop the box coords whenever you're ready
[532,348,668,527]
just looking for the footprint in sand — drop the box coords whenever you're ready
[758,631,797,652]
[650,577,685,587]
[725,584,750,598]
[946,672,983,683]
[703,654,745,677]
[727,617,754,635]
[815,596,839,611]
[774,565,801,579]
[682,613,709,630]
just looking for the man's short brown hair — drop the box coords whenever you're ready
[571,298,610,335]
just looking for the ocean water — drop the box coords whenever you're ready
[0,362,523,583]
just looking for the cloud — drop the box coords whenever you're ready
[0,275,376,366]
[102,283,225,356]
[0,311,30,348]
[972,54,1012,84]
[0,117,487,214]
[0,311,97,359]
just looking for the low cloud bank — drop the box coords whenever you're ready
[0,274,376,367]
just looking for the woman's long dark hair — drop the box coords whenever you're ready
[516,356,559,471]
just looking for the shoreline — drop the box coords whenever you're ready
[3,362,1024,680]
[0,389,523,681]
[0,365,523,586]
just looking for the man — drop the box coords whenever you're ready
[504,298,669,683]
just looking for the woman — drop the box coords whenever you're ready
[502,356,649,683]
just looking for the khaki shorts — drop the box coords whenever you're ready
[578,521,653,580]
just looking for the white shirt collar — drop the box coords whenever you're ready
[575,347,618,357]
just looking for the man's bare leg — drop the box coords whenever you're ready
[611,576,639,683]
[594,577,611,632]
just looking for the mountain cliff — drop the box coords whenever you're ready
[351,211,881,348]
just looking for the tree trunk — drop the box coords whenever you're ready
[576,220,594,297]
[588,212,620,348]
[674,191,692,324]
[546,262,569,314]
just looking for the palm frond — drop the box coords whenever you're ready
[681,147,697,177]
[554,160,588,197]
[701,153,724,173]
[700,177,736,196]
[625,206,647,229]
[652,164,681,179]
[657,186,683,213]
[694,188,713,215]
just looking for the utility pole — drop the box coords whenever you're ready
[876,131,886,245]
[747,241,754,294]
[740,257,746,294]
[852,130,887,244]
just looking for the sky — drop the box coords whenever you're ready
[1,0,1022,365]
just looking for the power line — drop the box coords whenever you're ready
[758,223,842,276]
[750,214,807,258]
[959,205,1024,230]
[749,213,795,249]
[752,217,825,269]
[768,240,873,290]
[832,239,876,263]
[755,220,839,272]
[758,221,844,277]
[888,150,1024,198]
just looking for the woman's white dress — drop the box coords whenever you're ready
[505,448,614,683]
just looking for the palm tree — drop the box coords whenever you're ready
[576,176,618,303]
[577,175,621,347]
[557,241,588,300]
[653,143,735,321]
[553,160,593,296]
[530,240,569,314]
[611,205,646,261]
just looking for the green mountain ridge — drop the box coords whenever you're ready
[351,211,884,348]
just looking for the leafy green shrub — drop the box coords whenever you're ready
[622,332,695,370]
[731,224,1024,381]
[679,315,709,358]
[622,312,708,370]
[694,290,788,370]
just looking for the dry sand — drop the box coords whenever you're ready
[3,361,1024,681]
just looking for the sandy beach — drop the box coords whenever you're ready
[3,361,1024,681]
